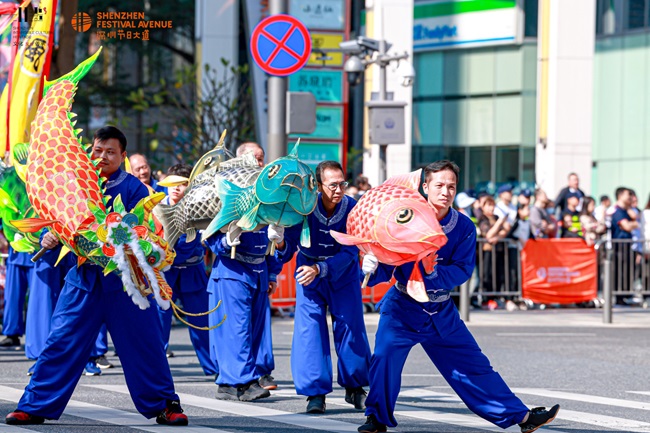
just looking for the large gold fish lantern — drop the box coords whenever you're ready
[330,176,447,302]
[11,47,175,310]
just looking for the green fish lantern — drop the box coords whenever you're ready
[0,144,41,253]
[203,141,318,249]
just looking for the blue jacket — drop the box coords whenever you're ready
[369,208,476,302]
[204,227,282,289]
[64,169,150,292]
[279,194,359,284]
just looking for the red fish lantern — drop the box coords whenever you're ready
[330,178,447,302]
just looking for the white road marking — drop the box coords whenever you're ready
[0,385,229,433]
[513,388,650,411]
[87,384,360,432]
[496,333,597,337]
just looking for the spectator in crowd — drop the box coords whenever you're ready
[478,196,509,293]
[611,188,641,300]
[517,189,532,208]
[594,195,611,228]
[555,172,585,213]
[495,184,517,224]
[561,192,583,238]
[355,175,371,196]
[507,203,534,249]
[129,153,167,193]
[455,191,477,219]
[580,196,605,246]
[345,184,360,199]
[643,194,650,254]
[629,190,644,254]
[530,189,556,238]
[473,192,489,221]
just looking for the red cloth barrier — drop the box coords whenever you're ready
[521,239,597,304]
[272,257,394,308]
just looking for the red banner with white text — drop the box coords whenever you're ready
[521,239,597,304]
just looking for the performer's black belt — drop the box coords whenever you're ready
[395,282,450,303]
[222,253,266,265]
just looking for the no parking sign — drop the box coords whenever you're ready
[250,14,312,76]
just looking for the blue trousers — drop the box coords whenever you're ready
[158,267,217,375]
[2,263,34,336]
[25,261,108,361]
[209,278,273,386]
[17,282,178,419]
[292,278,370,396]
[365,287,529,428]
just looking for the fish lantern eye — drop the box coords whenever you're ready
[308,175,316,190]
[204,156,212,166]
[396,208,414,224]
[267,164,280,179]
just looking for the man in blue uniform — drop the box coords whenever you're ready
[24,243,111,376]
[129,153,167,194]
[0,247,34,348]
[204,227,281,401]
[157,163,217,375]
[358,160,560,433]
[5,126,187,426]
[277,160,370,414]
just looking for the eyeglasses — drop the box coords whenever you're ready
[323,181,349,191]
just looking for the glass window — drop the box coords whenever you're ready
[626,0,646,29]
[524,0,538,37]
[495,146,519,184]
[468,146,492,192]
[411,146,466,191]
[597,0,623,35]
[412,101,443,145]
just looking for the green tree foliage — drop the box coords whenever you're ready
[127,60,256,164]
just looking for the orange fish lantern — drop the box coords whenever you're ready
[10,48,176,310]
[329,180,447,302]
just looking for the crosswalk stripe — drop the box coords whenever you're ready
[557,408,650,432]
[0,385,230,433]
[86,384,360,432]
[0,424,37,432]
[328,397,570,433]
[401,387,650,432]
[513,388,650,411]
[629,391,650,397]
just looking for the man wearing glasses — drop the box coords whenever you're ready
[276,161,371,414]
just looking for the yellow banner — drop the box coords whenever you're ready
[309,33,343,67]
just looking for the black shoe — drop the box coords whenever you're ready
[166,348,175,358]
[155,400,188,426]
[0,336,20,349]
[259,374,277,390]
[239,381,271,402]
[358,414,387,433]
[215,385,242,401]
[345,387,367,411]
[6,410,45,425]
[306,395,326,414]
[96,355,114,369]
[519,404,560,433]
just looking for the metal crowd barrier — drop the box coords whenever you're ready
[596,238,650,323]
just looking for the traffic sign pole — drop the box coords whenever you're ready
[267,0,289,161]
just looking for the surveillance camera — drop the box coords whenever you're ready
[396,61,415,87]
[344,55,364,73]
[355,36,381,52]
[346,71,363,86]
[339,40,363,54]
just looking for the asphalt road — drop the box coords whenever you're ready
[1,307,650,432]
